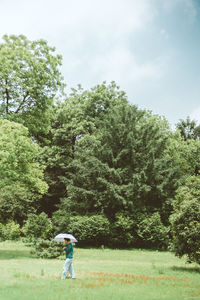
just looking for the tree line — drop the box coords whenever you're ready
[0,35,199,264]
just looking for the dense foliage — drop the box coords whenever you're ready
[176,117,200,140]
[0,34,64,139]
[67,215,110,247]
[0,119,48,224]
[31,239,63,258]
[170,176,200,264]
[22,213,53,240]
[0,221,21,241]
[137,212,169,249]
[0,35,199,263]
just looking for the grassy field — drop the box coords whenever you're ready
[0,241,199,300]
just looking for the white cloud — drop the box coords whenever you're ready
[0,0,159,88]
[90,46,164,85]
[0,0,199,126]
[0,0,154,40]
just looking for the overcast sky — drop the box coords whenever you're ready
[0,0,200,126]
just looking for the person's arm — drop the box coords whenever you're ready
[64,244,72,254]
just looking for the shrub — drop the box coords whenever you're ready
[137,212,169,249]
[109,213,135,248]
[0,221,21,241]
[51,208,71,234]
[32,239,63,259]
[170,176,200,264]
[22,213,53,241]
[67,215,110,247]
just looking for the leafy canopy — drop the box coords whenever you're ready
[170,176,200,264]
[0,34,64,138]
[0,119,48,223]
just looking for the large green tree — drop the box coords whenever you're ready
[0,119,48,224]
[41,82,128,214]
[0,34,64,139]
[170,175,200,264]
[63,106,175,221]
[46,83,177,226]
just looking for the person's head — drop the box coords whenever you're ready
[64,238,71,244]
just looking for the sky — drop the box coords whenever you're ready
[0,0,200,127]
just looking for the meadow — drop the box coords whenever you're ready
[0,241,199,300]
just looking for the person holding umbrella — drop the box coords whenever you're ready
[54,233,77,279]
[62,238,75,279]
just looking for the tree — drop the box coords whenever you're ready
[176,117,200,140]
[41,82,128,215]
[0,34,64,139]
[0,119,48,224]
[170,176,200,264]
[57,98,176,223]
[165,134,200,182]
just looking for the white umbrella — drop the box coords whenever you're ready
[54,233,78,243]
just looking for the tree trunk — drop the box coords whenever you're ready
[5,79,9,114]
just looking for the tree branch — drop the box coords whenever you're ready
[15,92,29,114]
[5,79,9,114]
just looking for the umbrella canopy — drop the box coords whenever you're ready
[54,233,78,243]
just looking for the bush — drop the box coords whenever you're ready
[32,239,63,259]
[137,212,169,249]
[51,208,71,234]
[67,215,110,247]
[109,213,136,248]
[0,221,21,241]
[22,213,53,241]
[170,176,200,264]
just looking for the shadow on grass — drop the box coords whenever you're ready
[0,249,35,260]
[171,265,200,274]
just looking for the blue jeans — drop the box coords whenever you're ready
[61,258,75,279]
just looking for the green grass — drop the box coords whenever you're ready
[0,241,200,300]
